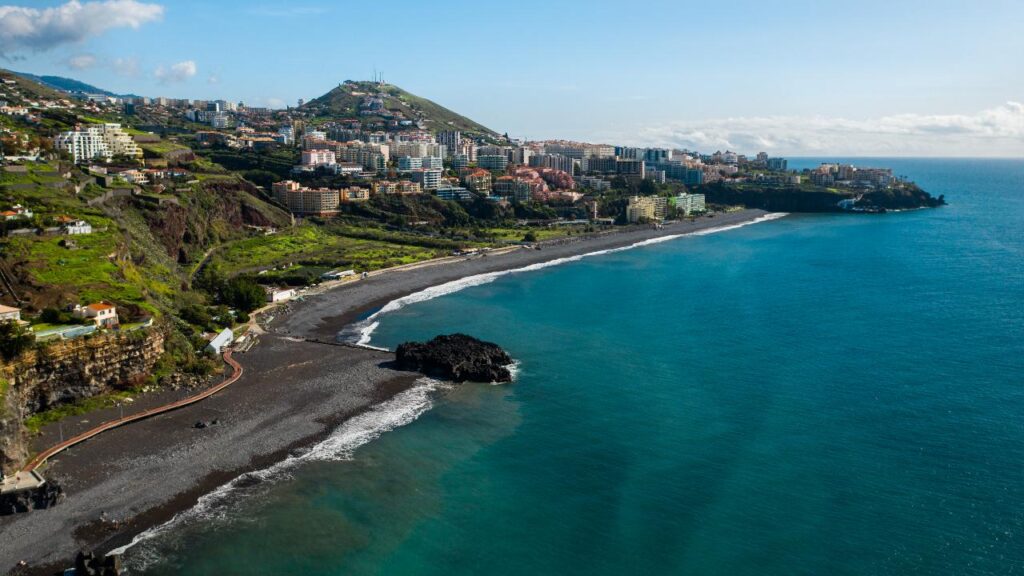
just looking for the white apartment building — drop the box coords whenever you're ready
[55,124,142,164]
[671,193,706,216]
[410,168,442,190]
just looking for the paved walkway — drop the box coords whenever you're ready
[20,350,244,473]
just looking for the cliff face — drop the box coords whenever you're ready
[699,183,944,212]
[0,330,164,473]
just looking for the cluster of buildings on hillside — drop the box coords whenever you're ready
[53,124,142,164]
[806,163,895,188]
[271,180,369,216]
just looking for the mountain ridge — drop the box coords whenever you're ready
[10,71,140,99]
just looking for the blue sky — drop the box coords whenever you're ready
[1,0,1022,155]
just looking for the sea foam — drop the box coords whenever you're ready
[111,378,440,563]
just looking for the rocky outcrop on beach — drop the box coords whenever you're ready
[0,481,64,515]
[73,550,122,576]
[0,330,164,472]
[396,334,513,383]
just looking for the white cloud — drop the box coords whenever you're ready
[154,59,195,84]
[265,97,285,109]
[112,55,138,76]
[616,102,1024,157]
[65,52,96,69]
[0,0,163,56]
[206,73,219,85]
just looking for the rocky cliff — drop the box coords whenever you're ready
[698,182,945,212]
[0,330,164,473]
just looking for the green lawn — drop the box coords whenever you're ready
[212,225,445,275]
[478,226,581,242]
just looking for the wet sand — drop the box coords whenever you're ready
[0,208,771,574]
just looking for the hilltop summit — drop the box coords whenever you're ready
[302,80,498,138]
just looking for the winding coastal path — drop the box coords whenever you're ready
[20,350,244,473]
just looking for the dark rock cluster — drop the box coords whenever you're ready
[0,481,64,515]
[396,334,513,383]
[74,550,121,576]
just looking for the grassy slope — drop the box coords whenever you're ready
[211,224,445,275]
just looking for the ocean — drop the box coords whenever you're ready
[123,158,1024,575]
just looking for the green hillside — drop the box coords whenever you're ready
[303,80,498,138]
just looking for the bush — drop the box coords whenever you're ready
[0,322,34,361]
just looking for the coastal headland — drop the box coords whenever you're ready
[0,208,771,574]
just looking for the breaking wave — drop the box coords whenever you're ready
[112,378,441,564]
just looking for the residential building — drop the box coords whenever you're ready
[626,196,668,223]
[478,155,508,170]
[2,204,33,220]
[580,155,617,173]
[767,157,788,171]
[492,176,532,202]
[0,304,20,323]
[73,302,119,328]
[435,183,474,201]
[578,176,611,191]
[616,159,645,179]
[531,154,576,174]
[64,220,93,235]
[397,156,422,171]
[398,156,442,171]
[341,187,371,202]
[374,180,422,195]
[301,149,336,167]
[437,130,461,156]
[670,193,706,216]
[460,168,492,193]
[410,168,443,190]
[55,129,105,163]
[272,180,341,215]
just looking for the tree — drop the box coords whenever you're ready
[0,322,34,361]
[522,231,538,242]
[638,179,658,196]
[223,276,266,313]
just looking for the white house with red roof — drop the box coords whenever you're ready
[73,302,119,328]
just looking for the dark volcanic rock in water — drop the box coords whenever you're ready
[396,334,513,383]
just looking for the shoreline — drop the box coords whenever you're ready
[270,209,777,343]
[0,208,778,574]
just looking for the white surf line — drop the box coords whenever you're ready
[110,378,441,561]
[354,212,788,348]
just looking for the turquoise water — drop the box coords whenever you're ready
[128,159,1024,575]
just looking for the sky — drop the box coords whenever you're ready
[0,0,1022,156]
